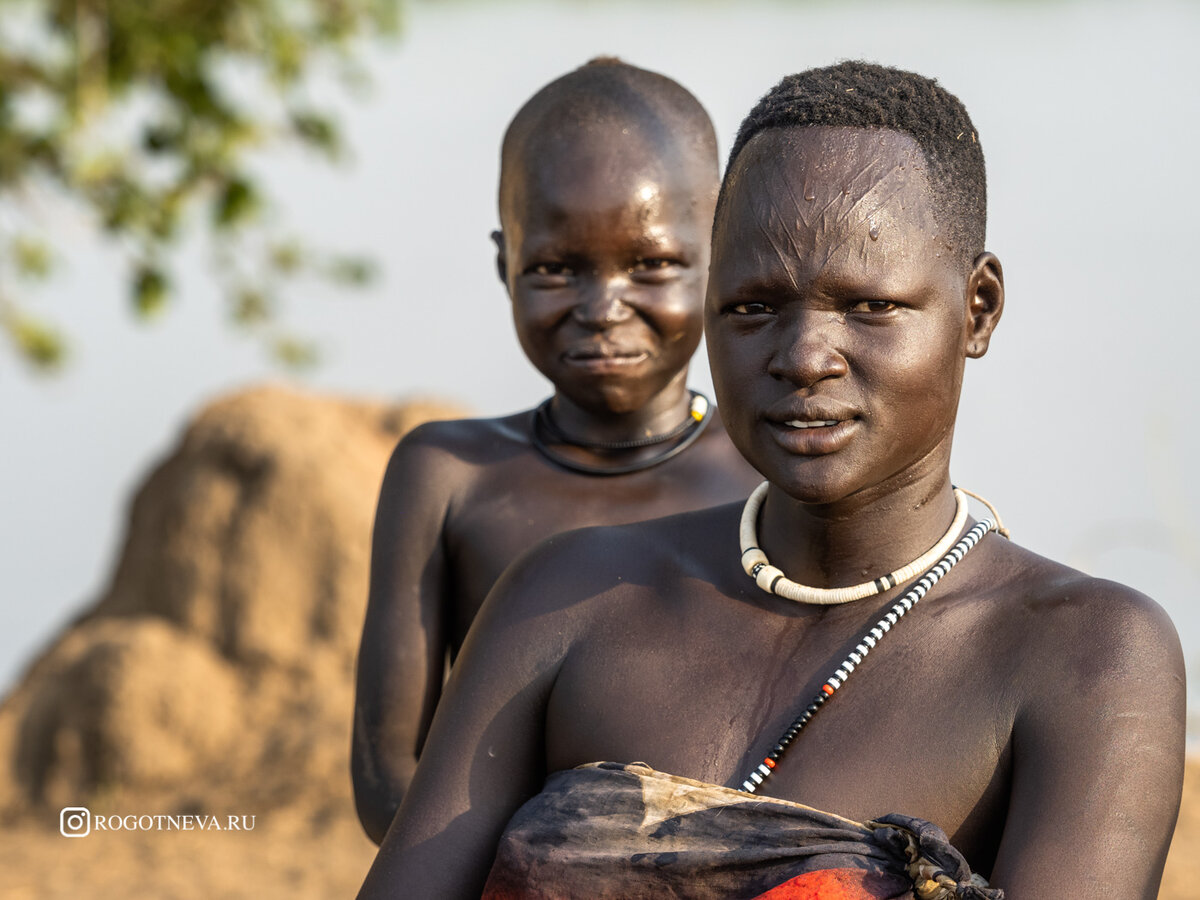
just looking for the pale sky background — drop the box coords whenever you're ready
[2,0,1197,739]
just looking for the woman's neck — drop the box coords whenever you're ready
[756,467,961,591]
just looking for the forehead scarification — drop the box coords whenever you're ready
[714,127,938,287]
[720,63,986,268]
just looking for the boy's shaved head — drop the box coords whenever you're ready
[499,58,718,225]
[492,58,720,419]
[722,61,986,269]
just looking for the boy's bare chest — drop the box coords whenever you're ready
[443,464,728,645]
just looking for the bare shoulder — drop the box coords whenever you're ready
[995,537,1177,644]
[391,411,530,469]
[980,539,1185,895]
[976,537,1184,701]
[379,412,532,498]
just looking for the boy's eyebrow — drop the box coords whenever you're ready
[633,229,689,250]
[522,229,691,252]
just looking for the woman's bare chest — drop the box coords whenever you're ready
[545,589,1016,866]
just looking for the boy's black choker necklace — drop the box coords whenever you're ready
[537,391,709,450]
[530,391,711,476]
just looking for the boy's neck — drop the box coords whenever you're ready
[548,374,694,446]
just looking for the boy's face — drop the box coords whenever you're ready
[706,126,985,504]
[498,126,714,415]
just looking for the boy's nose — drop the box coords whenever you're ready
[766,311,849,386]
[571,277,635,330]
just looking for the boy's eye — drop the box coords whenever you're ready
[632,258,674,271]
[728,301,775,316]
[528,262,571,277]
[524,262,573,286]
[630,258,682,282]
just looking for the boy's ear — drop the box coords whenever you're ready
[965,252,1004,359]
[491,229,508,287]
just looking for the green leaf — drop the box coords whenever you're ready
[233,287,271,325]
[13,237,54,280]
[214,177,259,228]
[143,125,182,154]
[1,0,400,375]
[5,312,67,371]
[132,264,170,318]
[290,111,340,158]
[272,335,318,369]
[267,31,307,85]
[327,256,376,286]
[371,0,404,36]
[268,241,304,275]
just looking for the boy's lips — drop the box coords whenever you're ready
[562,345,650,371]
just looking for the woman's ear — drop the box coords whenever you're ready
[965,252,1004,358]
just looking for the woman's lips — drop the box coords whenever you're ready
[767,418,859,455]
[785,419,838,429]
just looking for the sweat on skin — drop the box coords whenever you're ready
[349,59,760,847]
[358,107,1184,899]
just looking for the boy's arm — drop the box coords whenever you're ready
[352,427,459,844]
[990,581,1185,898]
[357,536,582,898]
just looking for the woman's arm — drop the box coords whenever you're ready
[990,580,1185,898]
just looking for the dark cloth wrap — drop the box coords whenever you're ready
[482,762,1002,900]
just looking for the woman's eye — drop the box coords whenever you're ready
[854,299,896,313]
[729,302,774,315]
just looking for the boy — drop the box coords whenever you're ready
[351,59,761,844]
[360,63,1185,897]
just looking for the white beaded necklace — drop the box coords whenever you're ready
[739,481,973,605]
[740,515,999,794]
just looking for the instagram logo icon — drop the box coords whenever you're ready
[60,806,91,837]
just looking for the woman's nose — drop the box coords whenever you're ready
[765,310,849,386]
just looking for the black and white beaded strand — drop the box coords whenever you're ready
[740,517,997,795]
